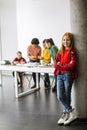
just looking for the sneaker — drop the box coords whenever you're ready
[31,84,36,89]
[52,86,56,92]
[64,109,78,125]
[57,112,69,125]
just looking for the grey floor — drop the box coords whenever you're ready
[0,75,87,130]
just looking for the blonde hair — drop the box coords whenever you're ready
[58,32,74,54]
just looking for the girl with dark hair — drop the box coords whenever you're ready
[27,38,41,88]
[46,38,58,92]
[39,39,51,89]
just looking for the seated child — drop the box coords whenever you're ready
[12,51,26,87]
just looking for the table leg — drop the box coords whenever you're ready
[0,71,2,86]
[14,72,40,98]
[14,71,18,98]
[36,72,40,89]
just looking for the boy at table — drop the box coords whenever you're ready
[12,51,26,87]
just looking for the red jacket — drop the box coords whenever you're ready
[54,49,78,79]
[13,57,26,63]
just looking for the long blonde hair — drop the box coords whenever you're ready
[58,32,74,54]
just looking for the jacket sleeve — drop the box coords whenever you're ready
[58,50,77,71]
[54,53,60,69]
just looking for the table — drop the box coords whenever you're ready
[0,64,54,98]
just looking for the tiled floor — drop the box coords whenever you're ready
[0,75,87,130]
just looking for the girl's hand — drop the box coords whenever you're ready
[30,56,37,60]
[38,56,41,59]
[57,62,61,65]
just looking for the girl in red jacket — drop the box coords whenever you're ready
[54,32,78,125]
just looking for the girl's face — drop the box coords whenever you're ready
[46,42,51,48]
[43,42,47,48]
[62,36,71,49]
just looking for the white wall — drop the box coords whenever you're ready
[17,0,70,60]
[0,0,70,61]
[0,0,18,61]
[0,0,2,60]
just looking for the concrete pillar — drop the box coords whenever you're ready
[70,0,87,118]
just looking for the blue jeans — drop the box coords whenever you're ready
[44,73,50,87]
[29,59,40,84]
[57,72,73,111]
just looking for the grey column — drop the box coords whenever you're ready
[70,0,87,118]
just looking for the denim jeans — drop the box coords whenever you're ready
[44,73,50,87]
[57,72,73,111]
[29,59,40,84]
[55,75,57,87]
